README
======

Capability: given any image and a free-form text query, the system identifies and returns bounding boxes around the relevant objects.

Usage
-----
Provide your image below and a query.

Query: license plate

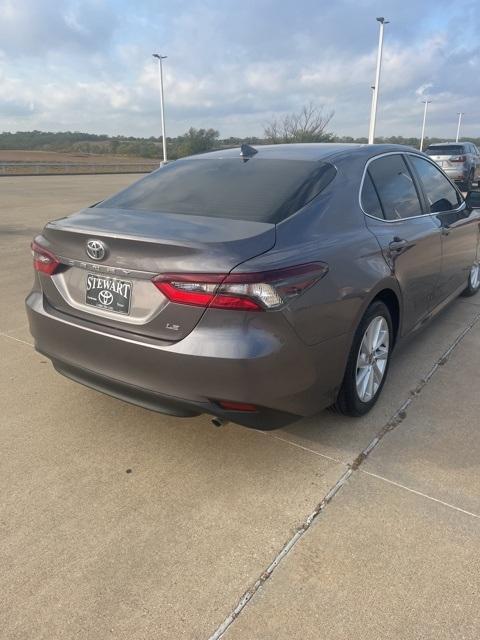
[85,273,132,315]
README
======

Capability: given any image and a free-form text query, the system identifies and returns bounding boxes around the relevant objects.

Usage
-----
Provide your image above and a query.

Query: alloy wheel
[355,316,390,403]
[470,262,480,290]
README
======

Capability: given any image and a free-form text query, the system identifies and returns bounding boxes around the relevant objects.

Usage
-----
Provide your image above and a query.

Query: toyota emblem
[98,290,113,306]
[86,239,107,261]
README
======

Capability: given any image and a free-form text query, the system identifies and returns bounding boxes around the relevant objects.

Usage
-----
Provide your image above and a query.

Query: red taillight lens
[217,400,258,412]
[31,241,60,275]
[450,155,466,162]
[152,262,328,311]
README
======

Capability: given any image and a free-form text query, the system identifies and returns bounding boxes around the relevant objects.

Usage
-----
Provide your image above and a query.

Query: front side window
[367,155,422,220]
[409,156,461,213]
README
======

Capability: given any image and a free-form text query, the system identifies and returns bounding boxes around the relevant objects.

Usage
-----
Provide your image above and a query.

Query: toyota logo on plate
[86,239,107,261]
[98,290,113,306]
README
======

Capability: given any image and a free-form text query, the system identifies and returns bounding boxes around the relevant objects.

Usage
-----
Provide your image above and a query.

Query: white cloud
[416,83,434,97]
[0,0,479,138]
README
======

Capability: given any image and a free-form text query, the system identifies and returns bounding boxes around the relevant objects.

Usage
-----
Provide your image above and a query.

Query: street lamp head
[152,53,167,60]
[376,17,389,24]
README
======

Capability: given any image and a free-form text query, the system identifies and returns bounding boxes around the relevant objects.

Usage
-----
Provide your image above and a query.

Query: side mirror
[465,191,480,209]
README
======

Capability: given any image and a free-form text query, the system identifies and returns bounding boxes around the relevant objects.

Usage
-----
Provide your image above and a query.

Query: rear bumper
[26,291,349,429]
[50,358,295,429]
[444,167,469,181]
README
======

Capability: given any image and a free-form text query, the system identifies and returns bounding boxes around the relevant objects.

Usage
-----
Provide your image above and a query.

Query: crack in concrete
[208,310,480,640]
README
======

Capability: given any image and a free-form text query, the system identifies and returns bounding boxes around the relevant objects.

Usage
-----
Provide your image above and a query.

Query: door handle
[388,237,410,252]
[441,227,451,236]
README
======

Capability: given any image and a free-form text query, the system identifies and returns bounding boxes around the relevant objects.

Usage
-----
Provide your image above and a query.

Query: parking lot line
[361,470,480,521]
[0,331,34,347]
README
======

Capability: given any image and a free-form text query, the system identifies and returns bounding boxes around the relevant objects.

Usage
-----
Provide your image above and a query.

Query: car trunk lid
[39,206,276,341]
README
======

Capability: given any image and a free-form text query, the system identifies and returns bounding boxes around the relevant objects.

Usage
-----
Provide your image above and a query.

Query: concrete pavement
[1,175,479,639]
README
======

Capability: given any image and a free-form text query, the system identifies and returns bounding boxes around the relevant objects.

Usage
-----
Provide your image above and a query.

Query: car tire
[335,301,393,417]
[461,261,480,297]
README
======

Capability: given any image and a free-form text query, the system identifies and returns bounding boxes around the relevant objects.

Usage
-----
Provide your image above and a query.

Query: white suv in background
[425,142,480,191]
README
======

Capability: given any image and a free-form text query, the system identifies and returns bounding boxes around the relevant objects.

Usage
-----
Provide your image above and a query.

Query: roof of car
[193,143,419,162]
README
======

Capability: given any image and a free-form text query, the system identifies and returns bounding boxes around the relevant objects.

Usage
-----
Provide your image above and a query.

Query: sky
[0,0,479,140]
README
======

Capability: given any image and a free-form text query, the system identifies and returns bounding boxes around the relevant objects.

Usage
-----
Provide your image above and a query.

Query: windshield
[100,157,337,223]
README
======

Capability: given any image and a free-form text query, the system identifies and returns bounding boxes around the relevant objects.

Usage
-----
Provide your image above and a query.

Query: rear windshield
[425,145,465,155]
[100,157,337,223]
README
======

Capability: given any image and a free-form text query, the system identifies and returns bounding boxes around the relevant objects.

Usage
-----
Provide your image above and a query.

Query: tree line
[1,105,479,160]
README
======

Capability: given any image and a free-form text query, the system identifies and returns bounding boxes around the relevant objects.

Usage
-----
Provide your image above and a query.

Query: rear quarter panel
[232,154,397,348]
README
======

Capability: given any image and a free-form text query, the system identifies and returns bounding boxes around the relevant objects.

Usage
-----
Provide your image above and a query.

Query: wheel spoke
[375,328,387,351]
[357,365,370,393]
[375,346,388,361]
[365,325,374,353]
[357,348,369,368]
[366,366,375,400]
[373,361,383,385]
[371,318,383,351]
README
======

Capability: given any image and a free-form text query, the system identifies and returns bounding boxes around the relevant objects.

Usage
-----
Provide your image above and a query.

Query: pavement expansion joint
[207,468,353,640]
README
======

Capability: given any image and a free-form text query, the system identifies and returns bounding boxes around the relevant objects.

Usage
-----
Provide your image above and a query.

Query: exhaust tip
[211,417,228,428]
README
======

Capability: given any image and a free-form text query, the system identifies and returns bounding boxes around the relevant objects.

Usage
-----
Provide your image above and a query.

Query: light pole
[152,53,168,164]
[368,17,389,144]
[456,112,464,143]
[420,100,431,152]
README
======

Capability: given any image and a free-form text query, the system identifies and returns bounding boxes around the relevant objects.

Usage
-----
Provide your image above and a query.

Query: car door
[362,153,442,334]
[408,154,479,300]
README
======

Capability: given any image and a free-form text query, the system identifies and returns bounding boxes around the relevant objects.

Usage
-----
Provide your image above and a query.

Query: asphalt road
[1,175,479,639]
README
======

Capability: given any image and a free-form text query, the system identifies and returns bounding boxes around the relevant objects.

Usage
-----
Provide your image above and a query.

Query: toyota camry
[26,143,480,429]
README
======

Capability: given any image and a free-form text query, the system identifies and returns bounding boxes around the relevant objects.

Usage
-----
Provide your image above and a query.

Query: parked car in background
[424,141,480,190]
[26,144,480,430]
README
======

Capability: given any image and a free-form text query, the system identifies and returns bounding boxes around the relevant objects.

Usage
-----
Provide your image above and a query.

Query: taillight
[450,155,466,162]
[152,262,328,311]
[31,240,60,275]
[216,400,258,412]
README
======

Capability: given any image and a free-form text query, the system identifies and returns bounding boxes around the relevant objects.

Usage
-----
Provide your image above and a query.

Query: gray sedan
[26,143,480,429]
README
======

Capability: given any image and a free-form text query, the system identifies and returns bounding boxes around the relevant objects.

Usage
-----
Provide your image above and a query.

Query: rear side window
[409,156,461,213]
[367,155,422,220]
[100,158,337,223]
[425,145,465,156]
[361,172,384,218]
